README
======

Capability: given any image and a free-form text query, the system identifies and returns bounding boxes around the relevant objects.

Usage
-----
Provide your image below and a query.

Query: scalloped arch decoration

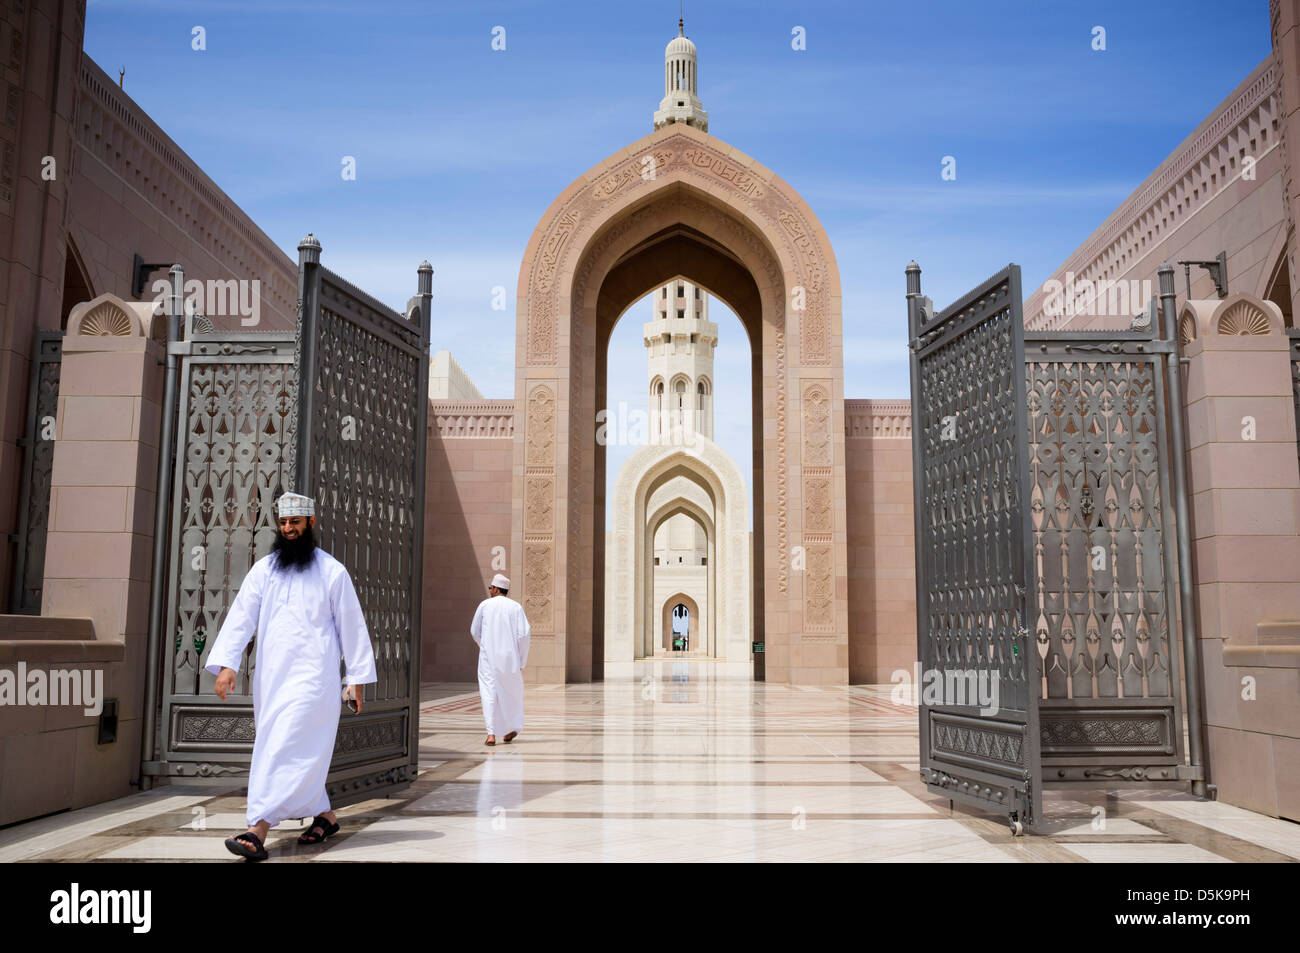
[1215,300,1272,336]
[66,293,144,337]
[79,302,133,336]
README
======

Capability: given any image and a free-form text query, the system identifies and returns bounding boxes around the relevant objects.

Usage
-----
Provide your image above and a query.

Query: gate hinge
[1176,764,1205,781]
[140,760,170,776]
[167,341,193,357]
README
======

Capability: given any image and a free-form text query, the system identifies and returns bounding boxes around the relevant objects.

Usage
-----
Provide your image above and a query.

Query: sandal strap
[301,816,336,840]
[234,831,263,849]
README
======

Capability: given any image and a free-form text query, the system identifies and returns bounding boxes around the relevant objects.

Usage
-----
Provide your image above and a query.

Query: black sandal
[225,830,268,861]
[298,815,340,845]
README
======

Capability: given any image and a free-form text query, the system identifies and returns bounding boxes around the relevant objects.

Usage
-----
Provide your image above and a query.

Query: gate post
[292,234,323,493]
[1158,263,1208,797]
[410,260,433,758]
[140,264,184,788]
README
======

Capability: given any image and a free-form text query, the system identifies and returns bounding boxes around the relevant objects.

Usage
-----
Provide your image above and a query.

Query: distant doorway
[658,591,700,656]
[671,603,690,651]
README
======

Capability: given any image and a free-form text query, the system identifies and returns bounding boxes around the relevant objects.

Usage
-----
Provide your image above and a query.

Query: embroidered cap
[491,573,511,590]
[276,492,315,518]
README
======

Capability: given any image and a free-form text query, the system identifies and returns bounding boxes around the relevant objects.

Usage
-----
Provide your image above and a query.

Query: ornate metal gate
[1025,323,1188,781]
[147,239,431,807]
[908,261,1204,831]
[291,237,431,801]
[907,263,1041,832]
[8,330,62,613]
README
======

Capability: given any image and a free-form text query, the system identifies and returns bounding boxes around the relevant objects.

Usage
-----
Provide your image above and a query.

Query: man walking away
[470,573,531,746]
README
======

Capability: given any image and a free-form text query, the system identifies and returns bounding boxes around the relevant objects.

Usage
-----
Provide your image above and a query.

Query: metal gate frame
[8,329,63,614]
[1024,323,1193,783]
[291,237,431,803]
[907,263,1042,832]
[908,261,1210,830]
[144,243,430,808]
[152,314,298,782]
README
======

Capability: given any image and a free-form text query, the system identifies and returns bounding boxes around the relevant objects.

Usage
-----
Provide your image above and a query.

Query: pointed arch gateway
[609,436,747,671]
[513,122,846,683]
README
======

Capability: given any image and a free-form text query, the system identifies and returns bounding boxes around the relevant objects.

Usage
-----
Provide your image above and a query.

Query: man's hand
[214,667,236,700]
[343,683,363,714]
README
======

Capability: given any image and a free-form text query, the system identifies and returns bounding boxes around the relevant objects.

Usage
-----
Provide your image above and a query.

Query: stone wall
[1,294,162,827]
[1024,58,1287,330]
[844,399,916,684]
[67,59,296,330]
[3,25,296,613]
[1181,296,1300,822]
[422,399,516,682]
[0,0,86,611]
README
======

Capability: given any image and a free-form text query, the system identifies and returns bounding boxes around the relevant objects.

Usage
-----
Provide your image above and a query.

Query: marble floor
[3,662,1297,863]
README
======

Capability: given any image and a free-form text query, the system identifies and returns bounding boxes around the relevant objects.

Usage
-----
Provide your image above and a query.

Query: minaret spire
[654,14,708,132]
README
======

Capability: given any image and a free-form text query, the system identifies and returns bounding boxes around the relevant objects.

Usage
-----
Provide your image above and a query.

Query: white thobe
[470,595,531,737]
[204,549,377,828]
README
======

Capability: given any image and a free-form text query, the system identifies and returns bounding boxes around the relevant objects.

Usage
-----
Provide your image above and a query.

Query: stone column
[1181,294,1300,820]
[38,294,163,806]
[0,0,87,610]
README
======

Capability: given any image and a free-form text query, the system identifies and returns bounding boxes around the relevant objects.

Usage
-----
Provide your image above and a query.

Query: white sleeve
[204,561,265,676]
[516,604,531,669]
[470,601,484,646]
[331,564,377,686]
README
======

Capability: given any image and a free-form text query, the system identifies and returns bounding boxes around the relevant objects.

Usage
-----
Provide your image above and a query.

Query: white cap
[276,492,315,518]
[491,573,511,590]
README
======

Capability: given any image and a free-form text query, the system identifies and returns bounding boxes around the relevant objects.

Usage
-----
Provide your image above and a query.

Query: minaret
[648,19,713,583]
[646,277,716,571]
[653,17,708,132]
[644,278,717,442]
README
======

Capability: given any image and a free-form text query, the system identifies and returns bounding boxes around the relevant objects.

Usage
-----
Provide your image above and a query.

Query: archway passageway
[513,122,846,684]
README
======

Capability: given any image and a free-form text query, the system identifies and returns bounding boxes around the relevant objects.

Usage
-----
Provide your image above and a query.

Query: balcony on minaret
[644,318,717,354]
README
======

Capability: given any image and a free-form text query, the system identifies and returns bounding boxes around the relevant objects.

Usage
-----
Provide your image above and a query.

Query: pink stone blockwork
[845,414,917,685]
[423,406,517,683]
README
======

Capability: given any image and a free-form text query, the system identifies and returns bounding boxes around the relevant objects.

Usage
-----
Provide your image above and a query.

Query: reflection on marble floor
[2,663,1296,862]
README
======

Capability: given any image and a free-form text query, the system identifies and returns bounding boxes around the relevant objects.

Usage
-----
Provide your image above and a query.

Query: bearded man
[206,492,376,861]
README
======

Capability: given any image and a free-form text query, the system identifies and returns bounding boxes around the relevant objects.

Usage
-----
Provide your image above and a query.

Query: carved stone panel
[802,382,832,466]
[803,473,833,536]
[524,471,555,534]
[523,540,554,633]
[525,384,556,467]
[803,540,834,632]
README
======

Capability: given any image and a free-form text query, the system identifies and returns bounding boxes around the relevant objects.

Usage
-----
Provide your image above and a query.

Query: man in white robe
[206,492,376,860]
[470,573,530,746]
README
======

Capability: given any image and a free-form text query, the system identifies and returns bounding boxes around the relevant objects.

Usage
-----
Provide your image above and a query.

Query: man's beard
[271,524,316,571]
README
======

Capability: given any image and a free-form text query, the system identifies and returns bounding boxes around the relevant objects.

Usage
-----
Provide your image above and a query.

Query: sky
[84,0,1274,525]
